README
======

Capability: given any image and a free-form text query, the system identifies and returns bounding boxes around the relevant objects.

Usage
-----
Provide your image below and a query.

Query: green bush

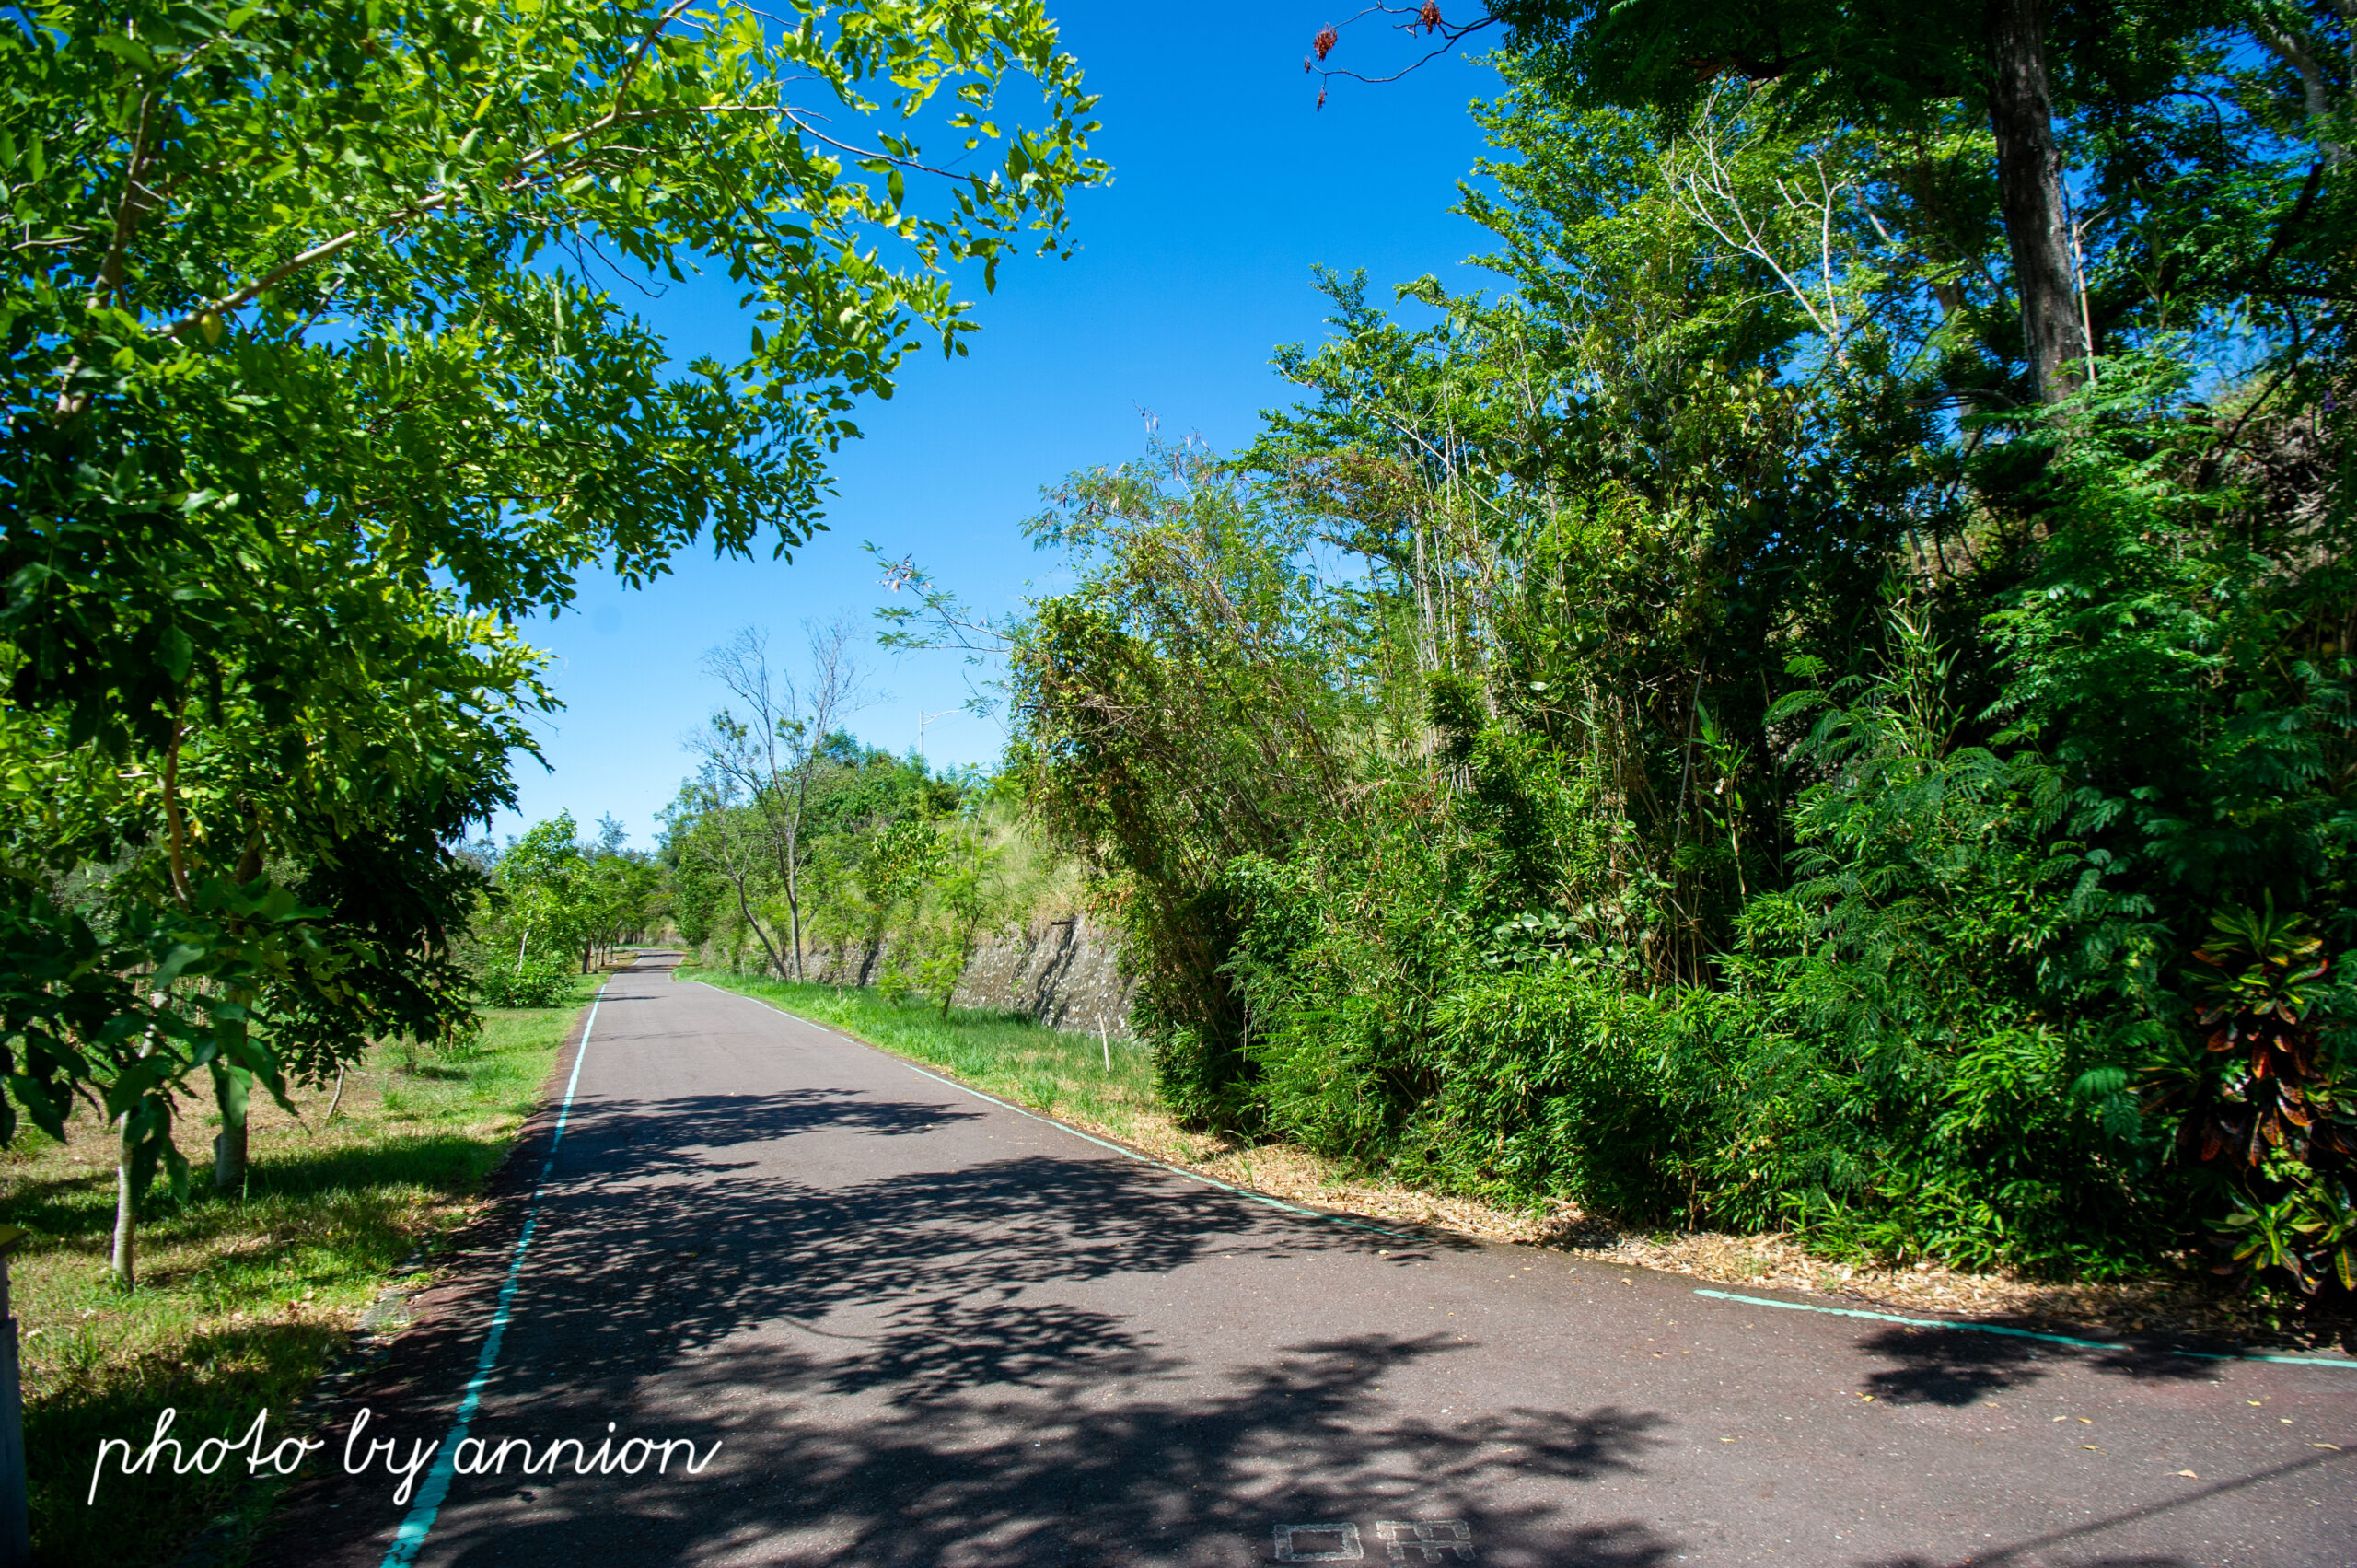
[476,956,578,1009]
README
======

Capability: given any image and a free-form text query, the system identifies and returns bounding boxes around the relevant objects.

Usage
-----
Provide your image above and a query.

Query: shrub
[476,957,577,1010]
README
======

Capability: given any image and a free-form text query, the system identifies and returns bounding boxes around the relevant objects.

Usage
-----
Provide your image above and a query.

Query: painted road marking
[1693,1288,2357,1369]
[1274,1523,1364,1562]
[1376,1520,1473,1562]
[379,980,609,1567]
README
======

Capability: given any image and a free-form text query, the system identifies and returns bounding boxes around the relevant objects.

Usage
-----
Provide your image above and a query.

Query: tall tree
[1480,0,2217,401]
[692,622,871,979]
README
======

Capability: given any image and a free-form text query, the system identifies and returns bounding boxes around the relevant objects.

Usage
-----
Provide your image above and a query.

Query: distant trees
[689,624,873,981]
[667,724,1037,1008]
[475,814,667,1005]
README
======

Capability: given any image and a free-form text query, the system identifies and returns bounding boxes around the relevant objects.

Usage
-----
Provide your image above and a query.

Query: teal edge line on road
[701,981,1419,1243]
[378,980,608,1568]
[1692,1288,2357,1370]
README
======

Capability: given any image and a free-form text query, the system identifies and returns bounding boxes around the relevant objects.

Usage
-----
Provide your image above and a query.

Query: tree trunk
[729,874,788,979]
[1983,0,2088,402]
[787,881,804,981]
[784,823,806,982]
[110,1114,137,1289]
[210,1061,250,1193]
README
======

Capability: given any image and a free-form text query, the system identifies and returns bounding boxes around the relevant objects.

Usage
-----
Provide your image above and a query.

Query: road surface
[256,953,2354,1568]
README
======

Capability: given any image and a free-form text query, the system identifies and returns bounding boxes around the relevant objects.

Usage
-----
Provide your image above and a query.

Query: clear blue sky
[491,6,1504,850]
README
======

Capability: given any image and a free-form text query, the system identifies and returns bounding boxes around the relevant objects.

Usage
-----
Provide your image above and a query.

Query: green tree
[1482,0,2232,402]
[983,31,2351,1284]
[691,622,872,979]
[0,0,1102,1249]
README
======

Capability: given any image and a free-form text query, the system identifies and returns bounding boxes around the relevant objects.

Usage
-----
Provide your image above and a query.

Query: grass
[687,968,1166,1145]
[0,974,601,1568]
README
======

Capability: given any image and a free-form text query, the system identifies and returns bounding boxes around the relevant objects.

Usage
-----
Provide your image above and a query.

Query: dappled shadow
[2084,1338,2253,1382]
[1856,1324,2050,1405]
[250,1056,1676,1567]
[1855,1312,2329,1406]
[820,1294,1170,1405]
[5,1134,510,1292]
[550,1088,985,1181]
[419,1330,1671,1568]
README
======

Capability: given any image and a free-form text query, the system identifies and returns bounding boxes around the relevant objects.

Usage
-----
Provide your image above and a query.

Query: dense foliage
[1,0,1098,1280]
[997,17,2354,1290]
[470,813,668,1006]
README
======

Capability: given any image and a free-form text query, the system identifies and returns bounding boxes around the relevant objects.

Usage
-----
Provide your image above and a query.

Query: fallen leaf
[2247,1400,2263,1406]
[2078,1418,2092,1424]
[2052,1416,2069,1423]
[2316,1444,2342,1452]
[2175,1469,2198,1479]
[2082,1444,2102,1451]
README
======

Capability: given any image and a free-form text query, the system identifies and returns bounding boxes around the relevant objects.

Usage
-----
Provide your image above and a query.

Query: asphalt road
[257,953,2354,1568]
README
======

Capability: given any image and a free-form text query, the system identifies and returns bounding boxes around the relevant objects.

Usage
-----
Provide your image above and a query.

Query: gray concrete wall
[744,916,1135,1038]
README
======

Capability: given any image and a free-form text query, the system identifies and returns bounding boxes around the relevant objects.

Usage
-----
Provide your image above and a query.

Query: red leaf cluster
[1313,25,1339,61]
[1420,2,1443,31]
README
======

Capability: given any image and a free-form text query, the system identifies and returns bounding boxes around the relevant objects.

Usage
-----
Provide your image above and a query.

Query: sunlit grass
[688,968,1160,1145]
[0,977,598,1568]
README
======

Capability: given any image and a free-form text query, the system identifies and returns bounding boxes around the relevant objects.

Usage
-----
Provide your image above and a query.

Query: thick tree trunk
[1984,0,2088,402]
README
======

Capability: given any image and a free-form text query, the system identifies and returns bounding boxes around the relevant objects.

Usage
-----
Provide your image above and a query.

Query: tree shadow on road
[1855,1325,2050,1405]
[256,1084,1678,1567]
[1855,1316,2282,1407]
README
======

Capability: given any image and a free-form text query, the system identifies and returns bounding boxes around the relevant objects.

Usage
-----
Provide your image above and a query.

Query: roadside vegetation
[874,8,2357,1310]
[664,640,1081,1005]
[1,978,598,1568]
[2,0,1097,1293]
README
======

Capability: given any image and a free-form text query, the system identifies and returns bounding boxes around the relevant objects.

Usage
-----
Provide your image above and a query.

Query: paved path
[261,954,2353,1568]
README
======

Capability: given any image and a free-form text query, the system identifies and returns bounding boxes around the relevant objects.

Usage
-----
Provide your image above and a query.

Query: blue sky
[493,6,1504,850]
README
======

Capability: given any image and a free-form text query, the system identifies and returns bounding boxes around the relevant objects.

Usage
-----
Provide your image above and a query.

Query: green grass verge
[687,969,1161,1144]
[0,975,598,1568]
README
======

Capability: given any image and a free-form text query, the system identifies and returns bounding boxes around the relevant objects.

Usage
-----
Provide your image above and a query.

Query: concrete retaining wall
[746,916,1135,1038]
